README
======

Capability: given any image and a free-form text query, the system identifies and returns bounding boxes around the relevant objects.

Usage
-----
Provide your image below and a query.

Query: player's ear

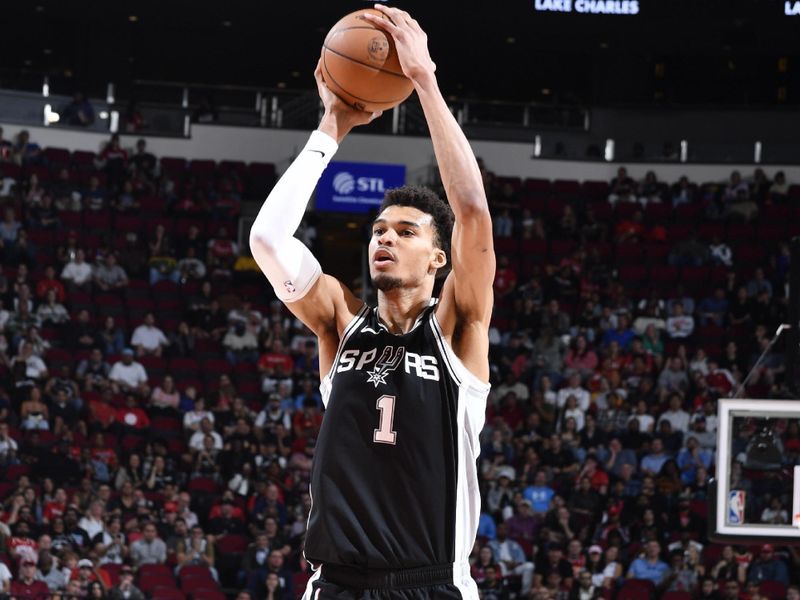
[430,248,447,273]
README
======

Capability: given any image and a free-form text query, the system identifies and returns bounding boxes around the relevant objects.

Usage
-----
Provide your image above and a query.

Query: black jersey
[304,303,489,584]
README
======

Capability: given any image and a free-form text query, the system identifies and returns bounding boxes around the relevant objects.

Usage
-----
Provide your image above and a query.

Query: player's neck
[376,287,433,335]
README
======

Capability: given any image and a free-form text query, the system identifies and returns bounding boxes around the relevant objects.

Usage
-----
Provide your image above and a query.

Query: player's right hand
[315,60,382,139]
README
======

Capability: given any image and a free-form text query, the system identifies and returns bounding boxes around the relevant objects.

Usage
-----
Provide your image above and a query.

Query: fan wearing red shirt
[257,340,294,378]
[493,255,518,300]
[35,265,66,302]
[89,433,118,470]
[116,395,151,430]
[11,560,49,600]
[43,487,69,523]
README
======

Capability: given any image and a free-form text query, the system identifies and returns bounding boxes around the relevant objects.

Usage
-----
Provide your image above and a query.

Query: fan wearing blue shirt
[627,540,671,585]
[522,470,555,514]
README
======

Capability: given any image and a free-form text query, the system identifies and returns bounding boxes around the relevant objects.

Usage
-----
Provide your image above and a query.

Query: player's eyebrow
[372,218,420,228]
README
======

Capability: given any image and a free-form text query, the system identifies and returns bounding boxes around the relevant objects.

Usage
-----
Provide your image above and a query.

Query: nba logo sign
[729,490,746,524]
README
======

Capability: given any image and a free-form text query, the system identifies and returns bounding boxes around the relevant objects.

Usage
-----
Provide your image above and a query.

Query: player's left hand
[363,4,436,83]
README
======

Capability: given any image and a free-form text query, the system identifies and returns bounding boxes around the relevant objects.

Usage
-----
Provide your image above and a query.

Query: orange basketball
[321,8,415,113]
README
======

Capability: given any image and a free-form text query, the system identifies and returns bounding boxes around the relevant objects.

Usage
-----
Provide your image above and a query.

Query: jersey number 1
[373,395,397,445]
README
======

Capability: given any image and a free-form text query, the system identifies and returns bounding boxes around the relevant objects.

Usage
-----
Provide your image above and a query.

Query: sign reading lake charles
[316,161,406,214]
[534,0,640,15]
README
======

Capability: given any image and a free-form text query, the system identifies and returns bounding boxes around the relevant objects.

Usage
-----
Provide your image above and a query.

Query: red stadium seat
[214,534,249,554]
[187,478,220,494]
[179,567,216,583]
[617,578,655,600]
[758,580,787,600]
[151,587,185,600]
[84,211,112,231]
[138,575,177,593]
[581,180,609,200]
[662,592,691,600]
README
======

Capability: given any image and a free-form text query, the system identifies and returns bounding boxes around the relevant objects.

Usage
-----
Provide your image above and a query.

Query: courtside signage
[316,161,406,213]
[534,0,640,14]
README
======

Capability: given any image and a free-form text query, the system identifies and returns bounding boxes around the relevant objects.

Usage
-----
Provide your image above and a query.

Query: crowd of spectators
[0,127,798,600]
[474,162,799,600]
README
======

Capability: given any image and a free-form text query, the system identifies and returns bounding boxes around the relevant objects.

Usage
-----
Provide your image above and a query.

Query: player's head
[370,186,454,293]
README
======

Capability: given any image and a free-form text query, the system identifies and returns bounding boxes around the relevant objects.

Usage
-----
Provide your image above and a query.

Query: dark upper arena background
[0,1,799,600]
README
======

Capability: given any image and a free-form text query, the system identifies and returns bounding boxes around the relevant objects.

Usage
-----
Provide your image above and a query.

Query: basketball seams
[322,51,411,106]
[321,44,407,79]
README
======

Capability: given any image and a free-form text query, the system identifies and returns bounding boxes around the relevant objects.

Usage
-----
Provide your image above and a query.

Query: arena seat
[662,591,691,600]
[616,578,655,600]
[151,587,186,600]
[758,580,787,600]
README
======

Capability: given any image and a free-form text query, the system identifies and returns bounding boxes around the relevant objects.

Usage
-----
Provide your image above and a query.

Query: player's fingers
[369,110,384,123]
[373,4,411,27]
[313,61,327,88]
[362,12,402,37]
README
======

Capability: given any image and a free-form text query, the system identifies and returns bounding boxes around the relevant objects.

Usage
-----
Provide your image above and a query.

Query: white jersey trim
[319,304,370,407]
[429,312,491,393]
[429,312,488,600]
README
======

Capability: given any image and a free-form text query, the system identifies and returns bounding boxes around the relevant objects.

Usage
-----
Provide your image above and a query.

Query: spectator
[176,525,217,580]
[130,139,156,178]
[658,393,691,433]
[82,176,108,211]
[94,254,129,293]
[223,321,259,365]
[478,564,510,600]
[564,335,598,380]
[626,540,670,586]
[665,303,695,339]
[130,313,169,357]
[107,565,145,600]
[95,134,128,193]
[61,249,93,292]
[115,395,150,432]
[129,522,167,566]
[493,255,518,300]
[36,288,70,327]
[13,130,42,165]
[769,171,789,202]
[608,166,635,205]
[13,342,49,383]
[75,347,111,391]
[0,206,21,248]
[557,373,591,412]
[697,287,728,327]
[569,569,600,600]
[746,544,788,586]
[679,431,714,482]
[62,92,95,127]
[640,438,670,476]
[523,470,555,514]
[708,236,733,267]
[11,559,50,600]
[35,551,66,592]
[746,267,773,300]
[108,348,149,396]
[189,418,223,451]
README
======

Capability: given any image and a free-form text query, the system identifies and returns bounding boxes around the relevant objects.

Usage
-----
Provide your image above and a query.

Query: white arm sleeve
[248,130,339,302]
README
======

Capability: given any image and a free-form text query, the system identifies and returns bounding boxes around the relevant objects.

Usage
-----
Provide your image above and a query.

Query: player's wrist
[410,68,437,91]
[318,113,352,144]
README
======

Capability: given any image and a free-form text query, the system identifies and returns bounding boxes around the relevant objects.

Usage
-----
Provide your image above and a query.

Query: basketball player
[249,5,494,599]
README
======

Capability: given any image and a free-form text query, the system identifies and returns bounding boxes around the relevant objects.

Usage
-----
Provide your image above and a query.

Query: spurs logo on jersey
[336,344,440,384]
[366,346,405,388]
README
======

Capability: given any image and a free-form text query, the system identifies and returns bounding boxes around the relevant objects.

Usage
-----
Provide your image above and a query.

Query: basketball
[321,8,415,113]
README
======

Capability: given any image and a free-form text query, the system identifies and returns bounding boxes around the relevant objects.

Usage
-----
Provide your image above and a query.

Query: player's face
[369,205,446,292]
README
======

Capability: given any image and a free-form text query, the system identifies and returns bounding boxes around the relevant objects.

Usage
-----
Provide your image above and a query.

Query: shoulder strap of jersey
[319,304,371,405]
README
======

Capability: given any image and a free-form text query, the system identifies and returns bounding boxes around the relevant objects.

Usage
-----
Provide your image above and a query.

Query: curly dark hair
[378,185,454,276]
